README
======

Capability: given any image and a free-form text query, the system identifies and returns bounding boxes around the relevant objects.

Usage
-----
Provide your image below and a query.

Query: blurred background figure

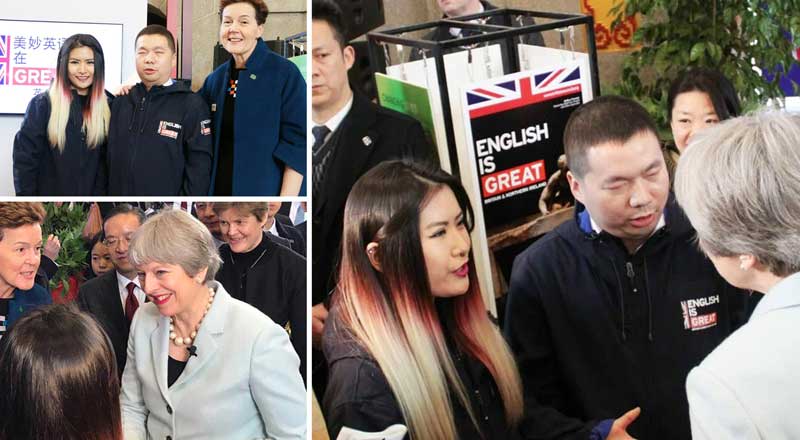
[194,202,224,248]
[85,231,113,279]
[266,202,305,256]
[0,303,122,440]
[665,67,741,183]
[676,111,800,439]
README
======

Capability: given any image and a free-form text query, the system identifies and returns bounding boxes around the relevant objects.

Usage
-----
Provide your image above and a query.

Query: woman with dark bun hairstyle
[668,67,741,153]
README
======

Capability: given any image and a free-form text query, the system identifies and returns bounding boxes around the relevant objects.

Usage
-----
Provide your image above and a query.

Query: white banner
[0,19,123,114]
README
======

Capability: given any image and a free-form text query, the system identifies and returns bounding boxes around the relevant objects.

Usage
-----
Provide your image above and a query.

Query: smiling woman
[211,201,307,380]
[121,208,306,439]
[197,0,307,196]
[0,202,51,340]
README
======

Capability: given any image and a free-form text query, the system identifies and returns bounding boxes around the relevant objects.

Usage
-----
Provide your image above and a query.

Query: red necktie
[125,282,139,322]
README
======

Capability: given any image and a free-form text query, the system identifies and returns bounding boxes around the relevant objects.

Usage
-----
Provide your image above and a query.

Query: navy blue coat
[103,81,213,196]
[199,39,306,196]
[504,197,748,440]
[13,91,111,196]
[7,284,52,330]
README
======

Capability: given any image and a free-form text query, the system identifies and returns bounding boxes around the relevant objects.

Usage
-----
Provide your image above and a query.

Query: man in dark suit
[311,0,436,396]
[267,202,306,256]
[77,205,147,378]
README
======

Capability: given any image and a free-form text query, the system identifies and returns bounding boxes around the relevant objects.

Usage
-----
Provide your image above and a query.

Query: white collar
[752,272,800,319]
[448,2,486,37]
[268,219,279,237]
[116,272,141,291]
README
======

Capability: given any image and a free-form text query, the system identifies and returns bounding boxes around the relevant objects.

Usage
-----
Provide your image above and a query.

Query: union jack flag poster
[0,35,10,85]
[465,65,584,119]
[461,61,590,229]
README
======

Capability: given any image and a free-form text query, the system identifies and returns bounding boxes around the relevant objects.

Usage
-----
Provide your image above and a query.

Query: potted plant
[42,203,88,303]
[611,0,800,136]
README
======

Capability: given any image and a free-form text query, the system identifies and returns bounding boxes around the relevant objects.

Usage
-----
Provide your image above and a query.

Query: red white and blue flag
[466,66,582,119]
[0,35,10,85]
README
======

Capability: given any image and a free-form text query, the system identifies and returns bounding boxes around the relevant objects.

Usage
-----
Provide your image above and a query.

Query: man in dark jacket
[267,202,306,256]
[504,96,747,440]
[311,0,437,397]
[102,25,212,196]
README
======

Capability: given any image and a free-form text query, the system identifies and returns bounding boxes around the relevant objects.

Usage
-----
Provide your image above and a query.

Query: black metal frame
[366,9,599,176]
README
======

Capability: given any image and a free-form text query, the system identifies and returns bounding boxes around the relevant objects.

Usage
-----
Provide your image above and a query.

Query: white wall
[0,0,147,196]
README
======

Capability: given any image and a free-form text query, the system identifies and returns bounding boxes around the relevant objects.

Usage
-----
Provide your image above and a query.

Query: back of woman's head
[0,304,122,440]
[668,67,741,121]
[335,160,521,439]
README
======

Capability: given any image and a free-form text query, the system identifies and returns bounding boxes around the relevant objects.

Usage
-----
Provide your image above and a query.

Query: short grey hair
[129,208,222,282]
[675,110,800,277]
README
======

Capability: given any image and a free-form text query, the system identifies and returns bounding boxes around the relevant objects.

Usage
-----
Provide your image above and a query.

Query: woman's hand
[311,303,329,349]
[115,84,134,96]
[43,234,61,261]
[607,407,641,440]
[278,166,304,196]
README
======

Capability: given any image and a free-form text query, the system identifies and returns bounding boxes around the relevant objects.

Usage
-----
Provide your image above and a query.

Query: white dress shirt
[117,272,146,309]
[312,95,354,146]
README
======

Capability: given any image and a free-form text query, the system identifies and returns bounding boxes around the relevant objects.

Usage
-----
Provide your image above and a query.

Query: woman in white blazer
[121,208,306,440]
[675,110,800,440]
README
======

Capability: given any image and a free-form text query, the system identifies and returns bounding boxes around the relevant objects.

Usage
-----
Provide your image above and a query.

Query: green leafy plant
[42,203,88,296]
[610,0,800,137]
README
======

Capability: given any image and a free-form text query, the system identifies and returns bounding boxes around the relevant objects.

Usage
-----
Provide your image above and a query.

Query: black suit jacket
[274,213,306,256]
[312,92,435,306]
[77,271,129,378]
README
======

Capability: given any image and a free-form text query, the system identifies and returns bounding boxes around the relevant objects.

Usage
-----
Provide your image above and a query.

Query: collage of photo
[3,0,800,439]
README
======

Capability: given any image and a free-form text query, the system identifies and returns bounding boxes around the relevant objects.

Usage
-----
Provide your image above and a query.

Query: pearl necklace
[169,287,215,346]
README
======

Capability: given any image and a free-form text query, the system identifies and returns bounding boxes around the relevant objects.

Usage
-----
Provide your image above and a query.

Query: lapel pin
[362,136,373,146]
[211,103,217,112]
[250,74,257,80]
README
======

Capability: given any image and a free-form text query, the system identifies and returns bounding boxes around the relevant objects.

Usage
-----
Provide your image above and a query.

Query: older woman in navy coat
[199,0,306,196]
[0,203,52,338]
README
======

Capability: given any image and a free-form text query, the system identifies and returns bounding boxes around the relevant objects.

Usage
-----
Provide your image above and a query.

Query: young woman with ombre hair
[322,160,524,439]
[13,34,111,196]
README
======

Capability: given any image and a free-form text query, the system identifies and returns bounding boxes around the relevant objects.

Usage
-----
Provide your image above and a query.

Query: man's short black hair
[135,24,177,53]
[312,0,348,48]
[103,204,146,232]
[564,95,659,178]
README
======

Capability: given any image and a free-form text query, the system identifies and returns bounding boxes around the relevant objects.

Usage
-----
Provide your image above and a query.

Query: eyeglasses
[103,233,135,247]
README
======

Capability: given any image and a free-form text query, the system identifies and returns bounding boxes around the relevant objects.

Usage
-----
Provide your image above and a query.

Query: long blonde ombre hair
[47,34,110,152]
[332,161,523,439]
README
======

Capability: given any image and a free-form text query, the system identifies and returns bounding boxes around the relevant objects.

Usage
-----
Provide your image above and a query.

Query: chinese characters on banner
[0,20,122,114]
